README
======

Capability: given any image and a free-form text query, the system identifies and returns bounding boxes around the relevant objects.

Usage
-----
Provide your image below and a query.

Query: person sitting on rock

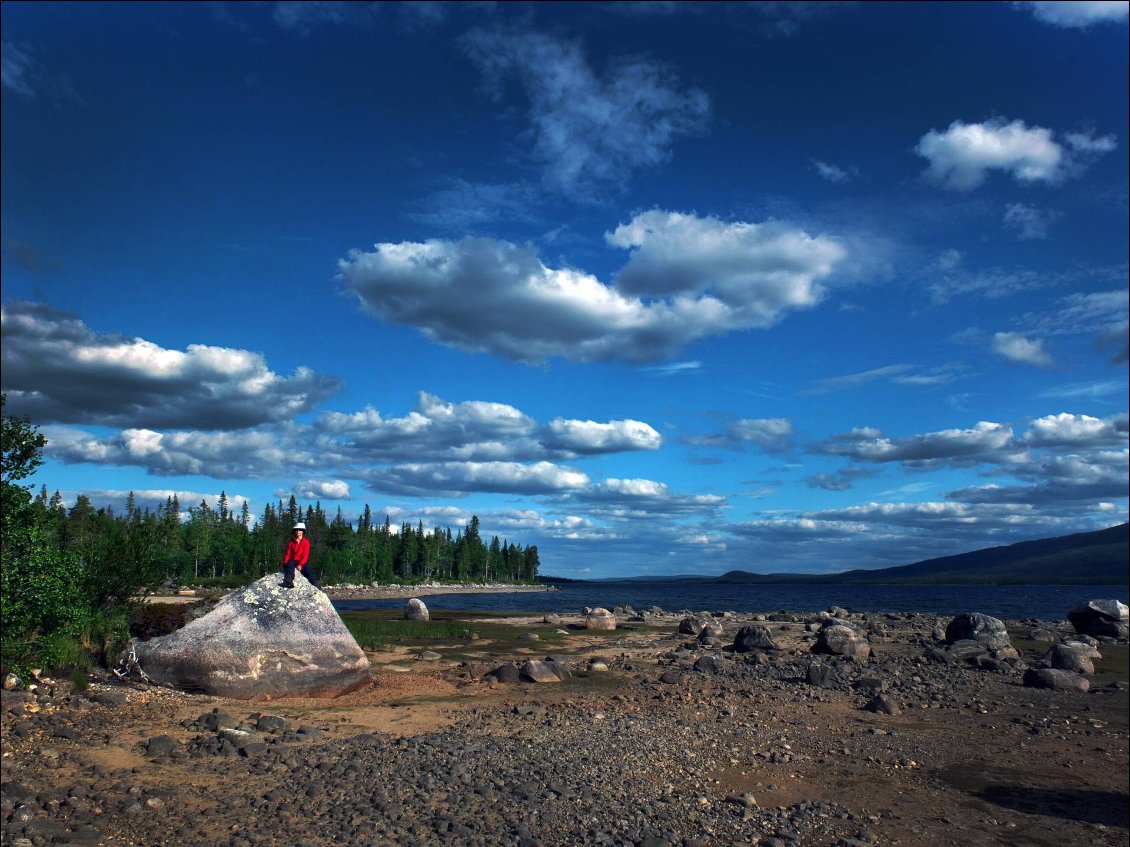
[281,522,319,589]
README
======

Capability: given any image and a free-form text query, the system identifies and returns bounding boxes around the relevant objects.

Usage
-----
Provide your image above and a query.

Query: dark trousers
[283,561,319,588]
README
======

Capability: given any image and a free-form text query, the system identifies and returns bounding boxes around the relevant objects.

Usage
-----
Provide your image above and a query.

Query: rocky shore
[2,606,1127,847]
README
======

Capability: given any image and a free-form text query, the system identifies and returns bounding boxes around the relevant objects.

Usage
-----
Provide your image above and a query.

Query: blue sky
[2,0,1127,578]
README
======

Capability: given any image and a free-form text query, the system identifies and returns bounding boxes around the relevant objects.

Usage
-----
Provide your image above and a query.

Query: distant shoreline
[145,582,555,604]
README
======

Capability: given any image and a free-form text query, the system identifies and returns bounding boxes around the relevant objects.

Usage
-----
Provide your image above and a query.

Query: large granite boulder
[129,575,371,699]
[1067,599,1129,640]
[945,613,1012,652]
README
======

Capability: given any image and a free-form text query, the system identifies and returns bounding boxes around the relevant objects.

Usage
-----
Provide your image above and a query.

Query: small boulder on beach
[812,621,871,663]
[1048,643,1097,675]
[732,624,778,653]
[404,598,430,621]
[1023,667,1090,693]
[585,608,617,631]
[945,613,1012,652]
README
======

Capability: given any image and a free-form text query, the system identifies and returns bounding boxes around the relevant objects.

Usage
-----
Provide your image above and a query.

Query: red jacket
[284,537,310,569]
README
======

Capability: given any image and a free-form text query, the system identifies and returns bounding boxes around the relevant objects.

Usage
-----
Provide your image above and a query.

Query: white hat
[293,522,306,531]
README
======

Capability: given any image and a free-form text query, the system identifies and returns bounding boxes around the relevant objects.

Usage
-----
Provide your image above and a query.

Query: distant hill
[829,522,1128,585]
[598,524,1129,586]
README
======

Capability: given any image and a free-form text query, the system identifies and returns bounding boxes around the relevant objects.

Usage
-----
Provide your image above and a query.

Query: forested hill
[710,523,1129,585]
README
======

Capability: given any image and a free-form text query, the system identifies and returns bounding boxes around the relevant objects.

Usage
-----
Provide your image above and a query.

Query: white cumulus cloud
[819,421,1014,464]
[1016,1,1129,29]
[1022,412,1129,447]
[992,331,1055,368]
[1,302,339,429]
[542,418,662,454]
[914,118,1115,190]
[339,211,848,364]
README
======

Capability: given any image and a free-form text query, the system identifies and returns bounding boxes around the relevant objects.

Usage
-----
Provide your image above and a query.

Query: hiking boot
[280,580,294,589]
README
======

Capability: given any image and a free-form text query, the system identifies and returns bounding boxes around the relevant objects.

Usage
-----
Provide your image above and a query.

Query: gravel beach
[2,607,1127,847]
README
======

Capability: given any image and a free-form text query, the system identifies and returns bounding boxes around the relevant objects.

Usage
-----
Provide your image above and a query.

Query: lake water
[333,582,1130,622]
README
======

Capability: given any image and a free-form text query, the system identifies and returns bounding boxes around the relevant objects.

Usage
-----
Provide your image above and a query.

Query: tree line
[29,487,541,587]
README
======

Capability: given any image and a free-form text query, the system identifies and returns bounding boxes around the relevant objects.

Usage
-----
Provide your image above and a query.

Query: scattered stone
[812,623,871,663]
[679,616,707,636]
[733,625,778,652]
[519,659,571,683]
[1023,668,1091,693]
[865,694,902,716]
[143,735,180,757]
[945,613,1012,652]
[485,664,521,684]
[807,661,841,688]
[1048,644,1095,675]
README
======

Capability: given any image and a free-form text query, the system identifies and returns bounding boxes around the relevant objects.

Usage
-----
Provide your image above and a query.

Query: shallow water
[333,581,1129,622]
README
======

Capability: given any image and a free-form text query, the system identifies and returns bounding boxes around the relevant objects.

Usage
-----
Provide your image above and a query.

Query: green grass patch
[1092,642,1128,686]
[343,615,474,649]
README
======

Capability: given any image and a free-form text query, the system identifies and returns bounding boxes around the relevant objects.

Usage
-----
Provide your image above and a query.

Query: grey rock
[732,625,778,652]
[1068,599,1129,639]
[865,694,902,715]
[972,656,1016,674]
[678,616,707,636]
[519,660,571,683]
[90,690,128,707]
[144,735,180,757]
[256,715,290,734]
[129,574,371,699]
[219,727,265,750]
[698,618,725,640]
[1048,643,1095,675]
[1023,667,1090,693]
[693,655,726,674]
[946,639,991,662]
[945,613,1012,651]
[812,624,871,663]
[485,664,521,684]
[807,661,841,688]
